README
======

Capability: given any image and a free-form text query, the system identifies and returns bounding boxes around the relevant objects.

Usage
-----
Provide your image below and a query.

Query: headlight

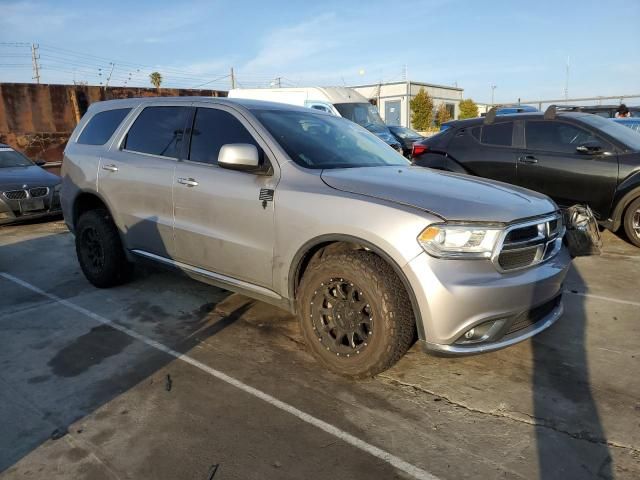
[418,224,502,259]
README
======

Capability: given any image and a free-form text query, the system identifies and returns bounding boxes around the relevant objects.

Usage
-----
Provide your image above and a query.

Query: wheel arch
[288,234,426,341]
[611,183,640,231]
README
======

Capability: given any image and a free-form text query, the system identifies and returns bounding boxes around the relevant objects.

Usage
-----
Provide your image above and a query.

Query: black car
[388,125,424,157]
[412,107,640,247]
[0,144,62,225]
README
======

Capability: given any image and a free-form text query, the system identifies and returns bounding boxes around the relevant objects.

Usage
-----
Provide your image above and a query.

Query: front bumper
[403,246,571,355]
[0,189,62,225]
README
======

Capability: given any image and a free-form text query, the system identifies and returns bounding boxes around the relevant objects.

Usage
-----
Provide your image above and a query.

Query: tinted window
[526,121,599,153]
[78,108,131,145]
[254,109,407,169]
[580,115,640,150]
[470,127,481,140]
[0,147,33,167]
[481,122,513,146]
[189,108,260,165]
[124,106,190,158]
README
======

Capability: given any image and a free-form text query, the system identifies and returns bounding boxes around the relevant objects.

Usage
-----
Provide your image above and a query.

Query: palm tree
[149,71,162,92]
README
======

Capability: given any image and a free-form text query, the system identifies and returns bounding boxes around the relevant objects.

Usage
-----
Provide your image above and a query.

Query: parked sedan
[412,108,640,247]
[387,126,424,157]
[0,144,62,225]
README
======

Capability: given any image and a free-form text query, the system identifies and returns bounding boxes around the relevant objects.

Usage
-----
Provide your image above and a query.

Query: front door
[385,101,401,126]
[173,104,278,289]
[517,119,618,219]
[99,105,191,257]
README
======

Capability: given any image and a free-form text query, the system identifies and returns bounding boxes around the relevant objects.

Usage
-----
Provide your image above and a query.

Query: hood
[320,166,557,224]
[0,165,61,191]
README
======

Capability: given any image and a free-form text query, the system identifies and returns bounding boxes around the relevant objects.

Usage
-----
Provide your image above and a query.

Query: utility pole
[491,84,497,106]
[31,43,41,84]
[105,62,115,88]
[271,77,281,88]
[230,67,236,89]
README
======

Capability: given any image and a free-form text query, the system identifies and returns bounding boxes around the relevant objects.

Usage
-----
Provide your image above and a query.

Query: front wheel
[297,251,416,378]
[75,209,133,288]
[623,197,640,248]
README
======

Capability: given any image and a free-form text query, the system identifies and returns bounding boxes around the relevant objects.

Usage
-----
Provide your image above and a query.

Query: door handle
[177,177,198,187]
[518,155,538,164]
[102,164,118,172]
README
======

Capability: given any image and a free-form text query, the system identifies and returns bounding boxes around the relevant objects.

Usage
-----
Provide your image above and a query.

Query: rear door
[172,104,278,289]
[517,119,618,218]
[446,121,519,183]
[99,104,192,257]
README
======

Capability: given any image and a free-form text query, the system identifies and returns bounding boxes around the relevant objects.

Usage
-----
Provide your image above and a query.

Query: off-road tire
[75,209,133,288]
[623,197,640,248]
[297,251,416,378]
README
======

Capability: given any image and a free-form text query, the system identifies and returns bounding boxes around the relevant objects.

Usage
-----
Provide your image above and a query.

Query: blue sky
[1,0,639,103]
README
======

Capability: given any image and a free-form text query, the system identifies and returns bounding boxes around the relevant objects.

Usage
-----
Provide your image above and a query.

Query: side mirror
[218,144,264,173]
[576,141,603,155]
[35,159,46,166]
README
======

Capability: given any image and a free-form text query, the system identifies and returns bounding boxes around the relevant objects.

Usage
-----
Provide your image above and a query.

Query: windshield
[333,103,386,129]
[389,126,421,139]
[579,115,640,150]
[0,148,33,168]
[255,110,409,169]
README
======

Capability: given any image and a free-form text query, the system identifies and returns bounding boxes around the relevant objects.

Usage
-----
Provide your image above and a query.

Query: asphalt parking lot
[0,219,638,480]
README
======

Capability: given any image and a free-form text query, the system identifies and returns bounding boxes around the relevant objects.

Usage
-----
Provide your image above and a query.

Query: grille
[3,190,27,200]
[506,295,562,335]
[29,187,48,197]
[495,214,564,272]
[498,247,538,270]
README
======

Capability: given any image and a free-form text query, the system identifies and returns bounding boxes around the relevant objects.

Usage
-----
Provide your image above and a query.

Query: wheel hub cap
[310,278,373,356]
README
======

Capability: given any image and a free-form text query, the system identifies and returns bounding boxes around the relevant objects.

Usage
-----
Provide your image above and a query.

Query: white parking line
[566,290,640,308]
[0,272,439,480]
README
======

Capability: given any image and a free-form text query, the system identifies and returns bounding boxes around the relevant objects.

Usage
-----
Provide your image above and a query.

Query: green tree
[435,103,452,127]
[458,98,479,119]
[149,71,163,91]
[410,87,434,131]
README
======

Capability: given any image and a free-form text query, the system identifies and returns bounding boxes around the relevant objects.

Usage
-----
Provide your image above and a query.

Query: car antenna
[483,107,497,125]
[544,104,557,120]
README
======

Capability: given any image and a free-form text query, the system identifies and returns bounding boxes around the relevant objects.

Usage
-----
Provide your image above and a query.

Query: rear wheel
[623,197,640,248]
[297,251,416,378]
[75,209,133,288]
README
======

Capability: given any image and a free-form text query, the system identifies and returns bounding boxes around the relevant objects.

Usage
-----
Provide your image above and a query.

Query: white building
[350,81,464,128]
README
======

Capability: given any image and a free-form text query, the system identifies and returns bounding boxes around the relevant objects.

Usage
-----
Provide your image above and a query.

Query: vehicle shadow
[532,265,613,479]
[0,218,252,473]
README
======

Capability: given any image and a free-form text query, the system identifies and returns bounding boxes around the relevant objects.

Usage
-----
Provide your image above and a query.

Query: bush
[458,98,478,119]
[410,88,433,131]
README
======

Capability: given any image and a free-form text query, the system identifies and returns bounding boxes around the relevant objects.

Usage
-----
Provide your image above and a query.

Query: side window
[311,105,330,113]
[124,106,190,158]
[526,121,599,154]
[77,108,131,145]
[189,108,260,165]
[481,122,513,146]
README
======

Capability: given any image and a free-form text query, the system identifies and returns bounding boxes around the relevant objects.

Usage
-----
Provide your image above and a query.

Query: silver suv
[61,97,571,378]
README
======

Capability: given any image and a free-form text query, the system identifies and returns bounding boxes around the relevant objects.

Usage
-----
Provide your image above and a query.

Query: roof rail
[483,107,497,125]
[544,104,557,120]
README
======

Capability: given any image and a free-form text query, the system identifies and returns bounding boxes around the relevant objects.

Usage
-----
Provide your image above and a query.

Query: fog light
[456,319,506,345]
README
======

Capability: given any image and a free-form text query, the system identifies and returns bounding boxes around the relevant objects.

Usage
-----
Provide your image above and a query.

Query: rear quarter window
[77,108,131,145]
[481,122,513,146]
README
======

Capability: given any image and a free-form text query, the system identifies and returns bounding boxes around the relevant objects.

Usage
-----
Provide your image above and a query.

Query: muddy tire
[297,251,416,378]
[75,209,133,288]
[623,197,640,248]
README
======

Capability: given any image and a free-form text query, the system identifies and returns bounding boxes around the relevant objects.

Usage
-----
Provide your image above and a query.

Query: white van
[228,87,403,152]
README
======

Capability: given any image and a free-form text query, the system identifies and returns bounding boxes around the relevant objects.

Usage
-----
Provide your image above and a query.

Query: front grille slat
[495,214,563,272]
[3,190,27,200]
[29,187,49,198]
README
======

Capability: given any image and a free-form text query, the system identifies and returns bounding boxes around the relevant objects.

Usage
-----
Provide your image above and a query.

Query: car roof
[445,111,593,128]
[0,143,11,148]
[85,96,318,115]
